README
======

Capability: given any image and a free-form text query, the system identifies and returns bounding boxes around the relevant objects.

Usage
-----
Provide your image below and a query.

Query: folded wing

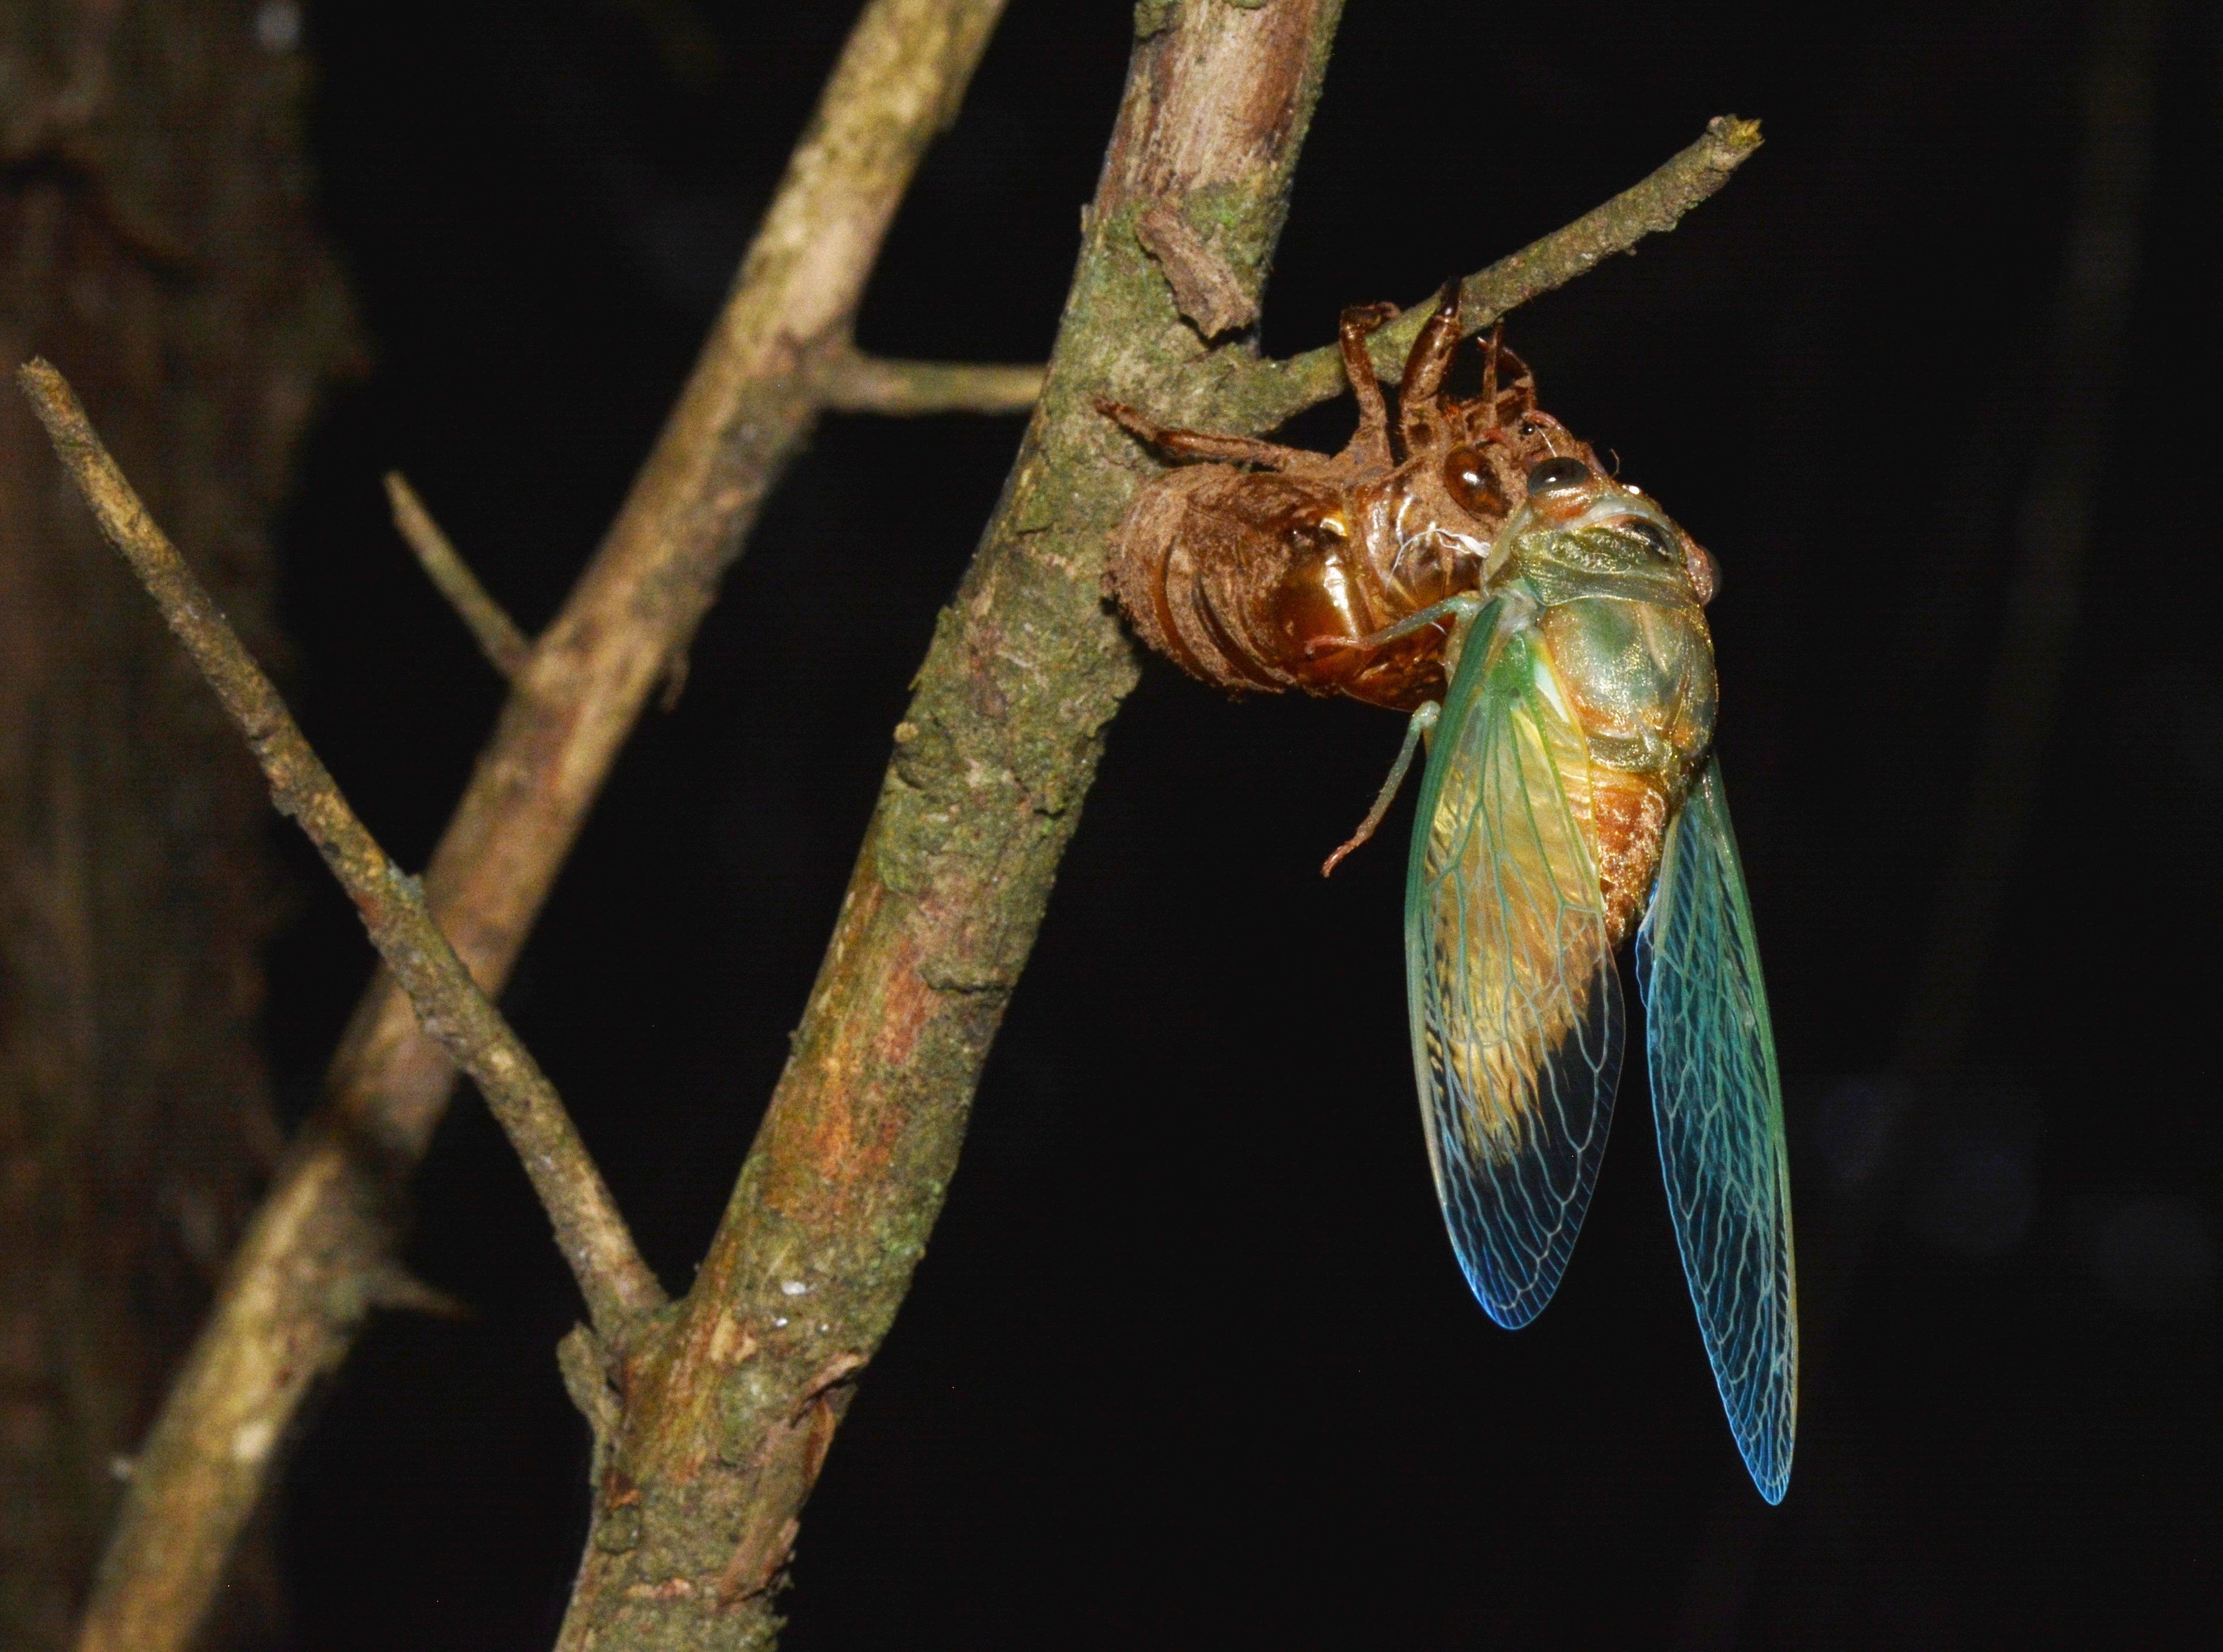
[1405,603,1623,1329]
[1636,757,1797,1502]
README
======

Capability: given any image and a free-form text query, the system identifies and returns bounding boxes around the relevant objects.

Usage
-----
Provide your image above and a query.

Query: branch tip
[383,471,532,679]
[817,349,1045,416]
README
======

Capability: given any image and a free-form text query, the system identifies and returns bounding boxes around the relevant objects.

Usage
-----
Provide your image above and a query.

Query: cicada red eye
[1524,456,1601,521]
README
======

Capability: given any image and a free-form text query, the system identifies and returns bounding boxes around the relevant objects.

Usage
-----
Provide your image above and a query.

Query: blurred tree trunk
[0,2,352,1644]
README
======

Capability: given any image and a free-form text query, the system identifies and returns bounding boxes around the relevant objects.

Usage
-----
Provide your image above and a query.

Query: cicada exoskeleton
[1100,285,1593,714]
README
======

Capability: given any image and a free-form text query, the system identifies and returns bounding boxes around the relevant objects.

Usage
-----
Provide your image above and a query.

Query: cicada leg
[1096,400,1331,474]
[1323,700,1439,876]
[1338,301,1400,469]
[1398,281,1464,456]
[1301,592,1486,660]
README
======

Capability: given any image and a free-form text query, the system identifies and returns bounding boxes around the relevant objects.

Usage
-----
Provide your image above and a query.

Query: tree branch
[384,470,531,679]
[1217,114,1762,434]
[553,4,1352,1644]
[70,5,1013,1651]
[19,360,665,1340]
[816,348,1045,414]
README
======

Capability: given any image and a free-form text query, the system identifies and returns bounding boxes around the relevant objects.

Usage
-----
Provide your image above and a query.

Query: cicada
[1104,302,1797,1502]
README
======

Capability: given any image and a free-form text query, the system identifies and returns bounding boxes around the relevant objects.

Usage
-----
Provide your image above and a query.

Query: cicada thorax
[1102,286,1595,713]
[1499,462,1722,945]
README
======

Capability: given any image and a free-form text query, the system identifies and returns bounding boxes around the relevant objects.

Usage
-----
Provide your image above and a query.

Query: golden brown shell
[1101,288,1600,712]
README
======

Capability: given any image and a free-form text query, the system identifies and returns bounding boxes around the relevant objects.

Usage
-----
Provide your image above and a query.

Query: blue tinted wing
[1636,757,1797,1502]
[1406,602,1623,1329]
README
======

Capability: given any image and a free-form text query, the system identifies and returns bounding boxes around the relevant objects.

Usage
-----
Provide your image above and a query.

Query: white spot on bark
[231,1417,278,1464]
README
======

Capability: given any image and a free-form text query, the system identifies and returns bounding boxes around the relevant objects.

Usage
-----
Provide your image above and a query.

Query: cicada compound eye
[1523,456,1598,521]
[1525,457,1592,495]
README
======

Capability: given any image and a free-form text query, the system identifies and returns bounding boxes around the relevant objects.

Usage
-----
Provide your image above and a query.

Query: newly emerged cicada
[1103,295,1796,1503]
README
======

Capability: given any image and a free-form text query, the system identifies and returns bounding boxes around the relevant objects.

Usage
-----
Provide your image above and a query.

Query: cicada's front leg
[1323,699,1438,876]
[1317,592,1488,875]
[1302,592,1486,659]
[1396,282,1465,458]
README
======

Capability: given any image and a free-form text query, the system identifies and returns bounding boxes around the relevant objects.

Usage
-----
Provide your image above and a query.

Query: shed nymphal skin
[1100,285,1595,712]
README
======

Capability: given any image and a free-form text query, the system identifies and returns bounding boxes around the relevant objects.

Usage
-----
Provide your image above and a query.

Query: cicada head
[1487,457,1716,605]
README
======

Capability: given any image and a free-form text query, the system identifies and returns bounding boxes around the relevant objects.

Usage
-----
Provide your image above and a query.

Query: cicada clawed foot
[1322,700,1439,877]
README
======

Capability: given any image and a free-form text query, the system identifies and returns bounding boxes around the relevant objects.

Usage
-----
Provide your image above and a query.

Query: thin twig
[384,471,531,679]
[72,8,1014,1651]
[19,360,665,1340]
[816,349,1045,414]
[1225,115,1763,433]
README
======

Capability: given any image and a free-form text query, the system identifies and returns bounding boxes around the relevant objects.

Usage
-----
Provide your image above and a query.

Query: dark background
[259,1,2215,1646]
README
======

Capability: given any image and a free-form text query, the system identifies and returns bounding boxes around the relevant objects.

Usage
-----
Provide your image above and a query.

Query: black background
[260,1,2216,1646]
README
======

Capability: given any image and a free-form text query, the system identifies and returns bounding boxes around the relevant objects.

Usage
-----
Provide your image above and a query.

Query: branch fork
[20,360,665,1344]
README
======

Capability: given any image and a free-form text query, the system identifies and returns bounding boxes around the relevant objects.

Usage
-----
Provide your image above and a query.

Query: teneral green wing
[1636,757,1797,1503]
[1405,599,1623,1329]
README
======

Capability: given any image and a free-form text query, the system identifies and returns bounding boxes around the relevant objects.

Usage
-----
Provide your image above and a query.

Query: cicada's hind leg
[1398,281,1464,457]
[1096,400,1331,475]
[1323,700,1439,876]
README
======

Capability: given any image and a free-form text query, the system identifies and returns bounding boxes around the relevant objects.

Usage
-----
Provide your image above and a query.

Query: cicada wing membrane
[1405,602,1624,1330]
[1636,757,1797,1503]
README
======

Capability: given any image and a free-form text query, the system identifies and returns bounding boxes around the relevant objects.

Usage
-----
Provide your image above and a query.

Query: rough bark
[0,4,352,1647]
[551,5,1349,1646]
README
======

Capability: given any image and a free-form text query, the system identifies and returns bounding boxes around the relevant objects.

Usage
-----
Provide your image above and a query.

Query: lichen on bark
[551,5,1349,1647]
